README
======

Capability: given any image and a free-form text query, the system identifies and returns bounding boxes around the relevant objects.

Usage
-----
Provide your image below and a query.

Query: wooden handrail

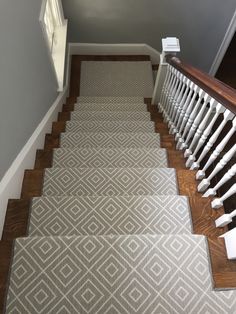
[166,55,236,114]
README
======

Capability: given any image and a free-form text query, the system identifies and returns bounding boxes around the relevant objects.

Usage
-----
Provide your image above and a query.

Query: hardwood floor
[1,56,236,313]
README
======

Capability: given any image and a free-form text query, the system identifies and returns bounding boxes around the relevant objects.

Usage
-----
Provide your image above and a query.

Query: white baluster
[174,81,196,138]
[164,70,181,122]
[162,67,177,114]
[176,89,205,150]
[215,209,236,227]
[198,143,236,192]
[190,103,225,170]
[185,98,216,165]
[196,109,234,180]
[159,65,172,112]
[203,164,236,197]
[212,183,236,209]
[175,85,200,144]
[160,67,173,115]
[168,74,186,126]
[183,93,211,156]
[169,78,191,134]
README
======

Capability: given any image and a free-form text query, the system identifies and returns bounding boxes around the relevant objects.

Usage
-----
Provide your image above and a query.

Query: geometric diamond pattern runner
[77,96,145,104]
[43,167,178,196]
[52,148,168,168]
[74,103,148,112]
[6,235,236,313]
[60,132,161,148]
[80,61,154,97]
[71,111,151,121]
[29,195,192,236]
[65,121,155,133]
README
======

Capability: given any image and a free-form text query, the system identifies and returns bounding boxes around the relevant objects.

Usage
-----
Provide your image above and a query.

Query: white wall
[62,0,236,72]
[0,0,58,180]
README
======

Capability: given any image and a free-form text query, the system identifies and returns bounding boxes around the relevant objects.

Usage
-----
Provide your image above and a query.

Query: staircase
[4,59,236,313]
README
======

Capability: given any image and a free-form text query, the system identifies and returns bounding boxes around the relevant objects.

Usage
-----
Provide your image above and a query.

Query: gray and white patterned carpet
[80,62,154,97]
[6,61,236,313]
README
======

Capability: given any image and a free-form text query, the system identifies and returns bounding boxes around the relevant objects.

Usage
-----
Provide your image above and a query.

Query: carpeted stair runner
[29,195,192,236]
[70,111,151,121]
[42,167,178,196]
[77,96,145,103]
[64,121,155,133]
[5,61,236,313]
[74,102,148,111]
[60,132,162,148]
[52,148,168,168]
[80,61,154,97]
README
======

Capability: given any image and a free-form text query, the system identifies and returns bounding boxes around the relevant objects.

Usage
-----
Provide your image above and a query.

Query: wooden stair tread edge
[44,133,60,150]
[2,200,31,240]
[34,149,53,169]
[21,169,44,199]
[0,240,14,314]
[207,237,236,288]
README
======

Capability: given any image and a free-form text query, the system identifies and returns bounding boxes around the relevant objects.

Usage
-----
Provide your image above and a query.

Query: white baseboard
[0,52,71,238]
[68,43,161,64]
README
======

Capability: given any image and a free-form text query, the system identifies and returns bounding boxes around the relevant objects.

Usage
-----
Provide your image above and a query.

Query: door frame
[209,9,236,76]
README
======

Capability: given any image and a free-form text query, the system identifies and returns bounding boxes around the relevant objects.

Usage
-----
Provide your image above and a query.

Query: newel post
[151,37,180,105]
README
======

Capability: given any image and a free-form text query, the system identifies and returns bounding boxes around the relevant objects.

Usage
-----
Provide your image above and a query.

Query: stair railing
[157,55,236,260]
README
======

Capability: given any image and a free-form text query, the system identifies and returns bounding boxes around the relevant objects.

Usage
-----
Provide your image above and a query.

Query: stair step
[65,121,155,133]
[77,96,144,103]
[43,167,178,197]
[7,234,235,313]
[52,148,168,168]
[74,103,147,111]
[71,111,151,121]
[60,132,161,148]
[29,195,192,236]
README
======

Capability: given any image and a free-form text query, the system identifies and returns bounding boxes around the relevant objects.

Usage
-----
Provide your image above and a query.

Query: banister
[158,52,236,259]
[166,55,236,114]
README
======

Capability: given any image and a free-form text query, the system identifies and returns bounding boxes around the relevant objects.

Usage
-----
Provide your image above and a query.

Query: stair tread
[6,234,236,313]
[77,96,144,103]
[71,111,151,120]
[65,121,155,133]
[60,132,161,148]
[29,195,192,236]
[43,167,178,196]
[52,147,168,168]
[74,103,148,111]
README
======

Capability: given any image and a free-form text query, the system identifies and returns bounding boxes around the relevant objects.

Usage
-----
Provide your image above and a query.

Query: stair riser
[60,133,161,148]
[52,148,168,168]
[74,103,147,111]
[70,111,151,121]
[52,148,167,168]
[29,195,191,236]
[77,96,144,103]
[43,168,178,197]
[65,121,155,133]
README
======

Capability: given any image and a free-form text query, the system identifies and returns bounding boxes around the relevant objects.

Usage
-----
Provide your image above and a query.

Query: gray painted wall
[0,0,58,180]
[62,0,236,72]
